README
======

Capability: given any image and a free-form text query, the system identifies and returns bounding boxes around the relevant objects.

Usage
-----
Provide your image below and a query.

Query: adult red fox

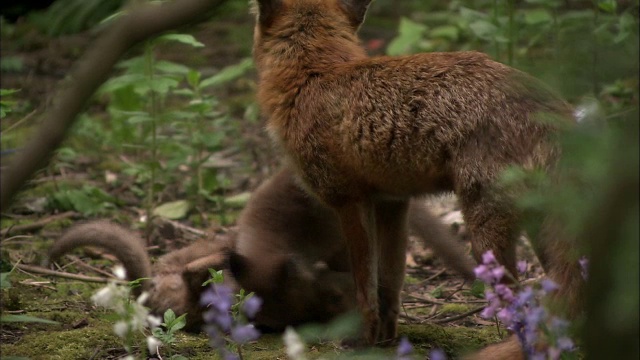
[251,0,583,355]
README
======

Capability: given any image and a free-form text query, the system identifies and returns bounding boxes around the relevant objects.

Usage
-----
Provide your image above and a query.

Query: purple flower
[517,260,528,274]
[481,250,497,265]
[516,286,534,306]
[201,284,234,312]
[429,348,447,360]
[497,307,514,324]
[491,266,506,282]
[494,284,515,302]
[396,337,413,358]
[203,308,233,331]
[481,304,498,319]
[525,306,546,327]
[540,279,559,294]
[242,295,263,319]
[231,324,260,344]
[474,264,494,283]
[556,336,574,351]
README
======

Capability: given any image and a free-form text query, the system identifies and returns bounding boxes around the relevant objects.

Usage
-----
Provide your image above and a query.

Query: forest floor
[0,7,547,360]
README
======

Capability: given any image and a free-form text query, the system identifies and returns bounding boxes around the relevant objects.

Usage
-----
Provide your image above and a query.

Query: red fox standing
[251,0,584,357]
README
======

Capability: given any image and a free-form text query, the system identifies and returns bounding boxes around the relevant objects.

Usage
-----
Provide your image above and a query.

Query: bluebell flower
[396,336,413,358]
[231,324,260,344]
[428,348,447,360]
[242,295,263,319]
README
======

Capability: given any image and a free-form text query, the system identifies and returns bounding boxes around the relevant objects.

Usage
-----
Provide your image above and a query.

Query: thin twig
[1,211,78,238]
[16,263,125,284]
[430,306,485,324]
[1,109,38,133]
[419,268,447,284]
[64,254,117,278]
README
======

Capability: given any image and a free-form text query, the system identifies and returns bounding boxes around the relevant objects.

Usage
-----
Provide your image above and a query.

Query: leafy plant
[151,309,188,360]
[0,89,20,118]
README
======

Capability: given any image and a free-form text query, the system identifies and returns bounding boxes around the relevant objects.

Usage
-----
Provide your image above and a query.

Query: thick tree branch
[0,0,228,212]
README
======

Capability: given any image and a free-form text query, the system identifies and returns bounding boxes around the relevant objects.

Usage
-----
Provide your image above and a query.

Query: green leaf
[386,17,428,56]
[170,313,187,331]
[470,280,486,298]
[200,58,254,89]
[597,0,617,13]
[469,20,498,40]
[187,69,201,88]
[459,7,489,21]
[224,192,252,208]
[1,272,12,289]
[0,89,20,96]
[99,74,145,94]
[158,33,205,48]
[164,308,176,325]
[429,25,460,41]
[1,314,59,324]
[155,60,191,75]
[203,269,225,286]
[153,200,190,220]
[524,9,553,25]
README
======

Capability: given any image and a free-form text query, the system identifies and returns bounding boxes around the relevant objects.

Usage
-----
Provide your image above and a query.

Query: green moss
[403,274,421,285]
[439,303,472,315]
[401,323,503,358]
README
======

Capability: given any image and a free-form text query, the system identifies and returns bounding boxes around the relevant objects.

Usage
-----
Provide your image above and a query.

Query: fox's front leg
[336,200,379,345]
[375,199,409,344]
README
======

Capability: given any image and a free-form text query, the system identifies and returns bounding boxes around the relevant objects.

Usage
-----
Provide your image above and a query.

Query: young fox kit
[230,167,475,329]
[49,169,474,332]
[252,0,583,352]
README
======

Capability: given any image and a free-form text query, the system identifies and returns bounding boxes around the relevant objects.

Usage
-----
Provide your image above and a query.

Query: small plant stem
[591,0,599,94]
[237,343,244,360]
[493,0,501,60]
[507,0,515,65]
[144,41,159,239]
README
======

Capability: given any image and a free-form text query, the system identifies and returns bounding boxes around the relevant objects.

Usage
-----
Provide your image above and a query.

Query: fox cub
[49,169,474,332]
[251,0,583,353]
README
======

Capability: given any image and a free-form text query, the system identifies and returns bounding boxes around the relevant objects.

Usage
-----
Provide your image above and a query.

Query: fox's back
[275,51,572,201]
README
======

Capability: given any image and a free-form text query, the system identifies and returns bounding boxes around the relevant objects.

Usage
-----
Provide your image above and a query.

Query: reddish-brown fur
[230,167,476,328]
[251,0,583,353]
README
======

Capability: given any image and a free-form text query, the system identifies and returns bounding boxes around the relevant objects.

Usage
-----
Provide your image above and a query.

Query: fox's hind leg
[375,199,410,344]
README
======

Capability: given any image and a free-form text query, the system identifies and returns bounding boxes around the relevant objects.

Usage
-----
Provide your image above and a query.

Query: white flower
[136,291,150,305]
[113,321,129,338]
[147,314,162,329]
[147,335,162,355]
[283,326,307,360]
[113,265,127,280]
[92,285,115,307]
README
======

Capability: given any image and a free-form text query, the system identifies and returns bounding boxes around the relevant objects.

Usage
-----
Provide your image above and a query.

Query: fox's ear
[254,0,283,27]
[339,0,372,29]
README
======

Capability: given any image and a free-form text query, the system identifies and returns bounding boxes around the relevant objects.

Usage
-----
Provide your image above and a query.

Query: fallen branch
[1,211,78,238]
[16,263,125,284]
